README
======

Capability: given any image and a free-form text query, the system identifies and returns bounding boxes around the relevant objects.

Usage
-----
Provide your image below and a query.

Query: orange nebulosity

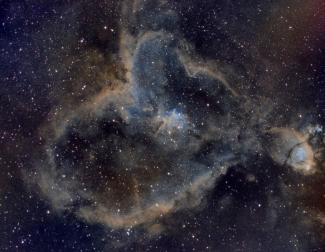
[267,127,316,175]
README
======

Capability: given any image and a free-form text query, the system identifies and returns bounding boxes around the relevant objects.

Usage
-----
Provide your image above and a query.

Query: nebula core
[1,0,325,251]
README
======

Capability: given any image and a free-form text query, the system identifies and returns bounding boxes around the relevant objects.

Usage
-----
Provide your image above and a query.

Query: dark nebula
[0,0,325,251]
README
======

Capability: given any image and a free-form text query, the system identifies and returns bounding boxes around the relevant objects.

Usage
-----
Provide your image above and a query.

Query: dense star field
[1,0,325,251]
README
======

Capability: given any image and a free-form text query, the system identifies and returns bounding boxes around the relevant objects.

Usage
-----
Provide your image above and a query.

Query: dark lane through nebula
[0,0,325,251]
